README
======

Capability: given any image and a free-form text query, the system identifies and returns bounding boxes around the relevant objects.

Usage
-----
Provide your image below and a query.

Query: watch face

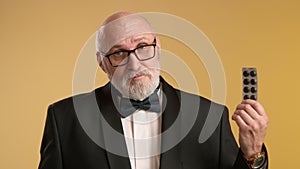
[253,156,265,169]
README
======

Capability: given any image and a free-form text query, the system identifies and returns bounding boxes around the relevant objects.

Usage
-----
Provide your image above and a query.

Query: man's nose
[126,53,140,70]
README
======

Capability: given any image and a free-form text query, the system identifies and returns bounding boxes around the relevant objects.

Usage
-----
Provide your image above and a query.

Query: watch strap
[245,151,266,169]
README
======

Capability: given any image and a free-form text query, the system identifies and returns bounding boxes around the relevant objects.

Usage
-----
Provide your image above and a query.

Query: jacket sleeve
[219,106,268,169]
[38,105,63,169]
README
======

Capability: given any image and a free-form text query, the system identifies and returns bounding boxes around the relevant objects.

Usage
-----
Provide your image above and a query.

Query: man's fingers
[236,103,259,120]
[232,113,248,129]
[233,109,254,126]
[241,99,266,116]
[234,100,269,131]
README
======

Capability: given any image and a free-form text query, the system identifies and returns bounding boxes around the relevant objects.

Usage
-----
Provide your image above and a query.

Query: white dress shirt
[120,90,162,169]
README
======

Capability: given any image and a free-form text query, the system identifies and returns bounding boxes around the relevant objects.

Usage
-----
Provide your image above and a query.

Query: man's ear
[96,52,107,73]
[155,37,161,57]
[156,36,161,49]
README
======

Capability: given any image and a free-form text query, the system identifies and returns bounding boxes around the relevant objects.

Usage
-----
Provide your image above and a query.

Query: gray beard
[111,68,160,100]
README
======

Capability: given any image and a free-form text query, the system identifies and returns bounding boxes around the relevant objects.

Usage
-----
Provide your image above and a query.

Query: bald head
[96,12,155,54]
[102,11,133,26]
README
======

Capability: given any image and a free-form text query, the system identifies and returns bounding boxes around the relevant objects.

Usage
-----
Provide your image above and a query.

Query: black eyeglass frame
[104,38,157,67]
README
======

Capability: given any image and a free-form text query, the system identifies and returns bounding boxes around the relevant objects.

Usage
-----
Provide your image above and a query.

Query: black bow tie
[119,90,160,117]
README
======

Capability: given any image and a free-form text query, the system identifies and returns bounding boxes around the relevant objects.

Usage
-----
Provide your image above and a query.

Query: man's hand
[232,99,269,158]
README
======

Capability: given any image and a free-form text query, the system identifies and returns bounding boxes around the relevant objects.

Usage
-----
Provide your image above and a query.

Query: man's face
[100,34,161,100]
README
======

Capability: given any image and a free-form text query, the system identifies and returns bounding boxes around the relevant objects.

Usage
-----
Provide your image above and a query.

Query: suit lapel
[95,83,131,169]
[95,78,183,169]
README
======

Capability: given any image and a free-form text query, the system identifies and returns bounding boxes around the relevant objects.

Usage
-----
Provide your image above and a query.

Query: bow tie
[119,90,160,117]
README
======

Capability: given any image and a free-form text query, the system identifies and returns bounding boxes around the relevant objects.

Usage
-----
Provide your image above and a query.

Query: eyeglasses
[104,38,157,67]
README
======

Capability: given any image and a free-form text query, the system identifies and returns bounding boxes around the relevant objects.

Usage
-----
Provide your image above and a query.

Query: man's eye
[113,51,124,57]
[138,45,148,50]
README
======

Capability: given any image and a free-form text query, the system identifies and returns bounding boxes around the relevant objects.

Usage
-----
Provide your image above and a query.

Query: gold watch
[245,151,266,169]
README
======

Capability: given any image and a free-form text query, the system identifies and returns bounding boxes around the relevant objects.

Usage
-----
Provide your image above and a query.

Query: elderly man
[39,11,269,169]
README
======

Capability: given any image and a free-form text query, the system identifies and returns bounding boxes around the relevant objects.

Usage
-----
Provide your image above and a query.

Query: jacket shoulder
[174,89,227,110]
[48,84,108,115]
[50,91,93,111]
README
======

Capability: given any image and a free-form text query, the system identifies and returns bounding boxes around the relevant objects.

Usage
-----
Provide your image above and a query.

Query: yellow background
[1,0,300,168]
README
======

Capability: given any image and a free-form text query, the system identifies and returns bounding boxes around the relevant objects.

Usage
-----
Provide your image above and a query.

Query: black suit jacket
[39,78,267,169]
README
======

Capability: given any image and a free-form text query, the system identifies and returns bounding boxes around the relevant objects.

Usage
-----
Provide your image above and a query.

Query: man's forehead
[97,14,155,53]
[112,34,154,47]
